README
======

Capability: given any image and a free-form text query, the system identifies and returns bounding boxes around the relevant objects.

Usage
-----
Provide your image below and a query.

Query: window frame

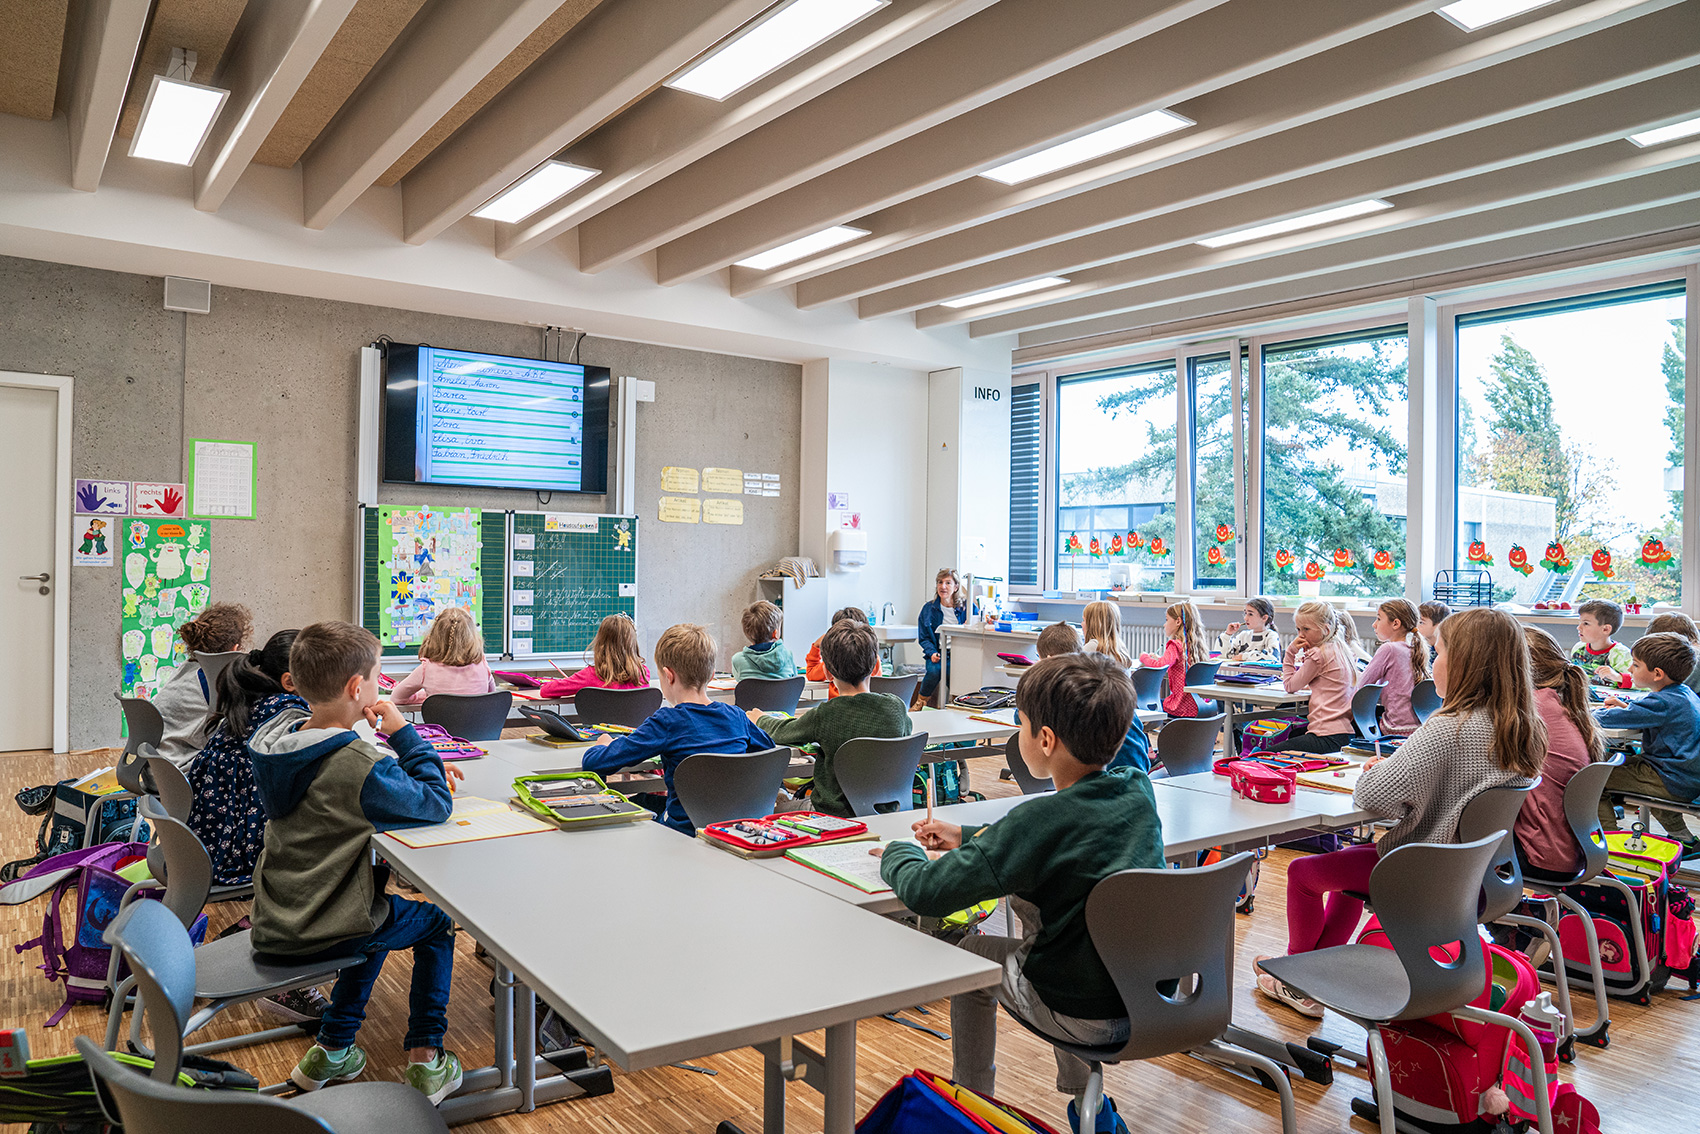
[1179,341,1243,598]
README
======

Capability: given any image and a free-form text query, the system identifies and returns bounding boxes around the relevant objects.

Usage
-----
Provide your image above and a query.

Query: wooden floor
[3,744,1697,1134]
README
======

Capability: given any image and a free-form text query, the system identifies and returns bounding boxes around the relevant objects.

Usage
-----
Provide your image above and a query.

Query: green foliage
[1665,318,1686,521]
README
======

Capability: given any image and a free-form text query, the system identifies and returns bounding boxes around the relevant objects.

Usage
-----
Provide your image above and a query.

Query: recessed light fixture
[979,110,1194,185]
[1196,199,1394,249]
[1628,115,1700,148]
[1436,0,1559,32]
[734,225,870,270]
[667,0,886,101]
[472,161,600,223]
[129,49,228,165]
[940,277,1070,309]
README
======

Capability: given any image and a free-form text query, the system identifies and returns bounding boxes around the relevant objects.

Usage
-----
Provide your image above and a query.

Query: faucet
[882,602,896,625]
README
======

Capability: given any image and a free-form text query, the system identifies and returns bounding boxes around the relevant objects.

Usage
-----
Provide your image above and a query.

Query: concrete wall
[0,254,800,750]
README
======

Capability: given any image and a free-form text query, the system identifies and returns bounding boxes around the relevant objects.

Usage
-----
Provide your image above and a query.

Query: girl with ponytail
[1517,626,1605,875]
[1360,599,1428,733]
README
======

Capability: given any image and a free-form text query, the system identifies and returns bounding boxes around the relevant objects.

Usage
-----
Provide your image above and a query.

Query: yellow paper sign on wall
[659,496,701,523]
[660,466,700,494]
[703,498,744,525]
[702,467,744,494]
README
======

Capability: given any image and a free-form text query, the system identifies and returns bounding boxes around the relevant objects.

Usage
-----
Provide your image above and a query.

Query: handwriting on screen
[422,351,585,489]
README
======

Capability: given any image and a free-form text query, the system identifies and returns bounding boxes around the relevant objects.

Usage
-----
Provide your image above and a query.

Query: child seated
[749,620,910,816]
[248,622,463,1103]
[390,607,496,704]
[1597,632,1700,856]
[1215,598,1279,662]
[1417,600,1449,663]
[1138,601,1207,718]
[806,606,882,698]
[1270,601,1357,754]
[877,652,1163,1132]
[1036,621,1082,657]
[1032,621,1148,773]
[1571,599,1633,688]
[539,614,651,699]
[1518,627,1605,877]
[155,602,253,765]
[1082,600,1130,667]
[1360,598,1428,733]
[732,601,797,680]
[582,624,773,836]
[1647,612,1700,697]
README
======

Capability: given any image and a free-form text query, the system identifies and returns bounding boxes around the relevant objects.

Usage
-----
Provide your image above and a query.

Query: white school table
[1184,680,1311,755]
[373,814,1000,1130]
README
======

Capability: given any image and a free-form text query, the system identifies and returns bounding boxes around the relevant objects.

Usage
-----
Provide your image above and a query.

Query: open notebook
[785,840,894,894]
[388,796,554,848]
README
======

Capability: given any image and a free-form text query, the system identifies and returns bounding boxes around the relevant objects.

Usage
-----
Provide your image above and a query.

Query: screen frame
[380,342,610,495]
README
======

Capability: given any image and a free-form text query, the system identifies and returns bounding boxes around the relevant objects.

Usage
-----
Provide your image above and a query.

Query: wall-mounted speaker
[163,276,211,314]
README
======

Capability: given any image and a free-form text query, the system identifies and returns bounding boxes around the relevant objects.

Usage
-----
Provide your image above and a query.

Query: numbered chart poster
[377,505,483,649]
[120,519,212,700]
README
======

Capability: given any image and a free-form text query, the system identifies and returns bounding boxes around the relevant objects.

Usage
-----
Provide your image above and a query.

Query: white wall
[927,366,1011,582]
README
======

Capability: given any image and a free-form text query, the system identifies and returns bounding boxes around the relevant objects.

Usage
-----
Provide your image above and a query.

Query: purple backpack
[0,841,205,1026]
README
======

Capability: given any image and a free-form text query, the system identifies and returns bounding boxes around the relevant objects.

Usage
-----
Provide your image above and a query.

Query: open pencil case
[698,812,869,858]
[512,772,651,829]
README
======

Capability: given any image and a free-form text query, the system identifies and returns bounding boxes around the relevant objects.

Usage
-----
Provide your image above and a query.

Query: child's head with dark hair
[1631,632,1696,686]
[179,602,253,654]
[1243,597,1275,627]
[1648,612,1699,643]
[1577,598,1623,636]
[1014,652,1135,768]
[212,629,299,737]
[289,621,380,705]
[819,619,878,687]
[742,600,782,644]
[1417,601,1450,645]
[1035,621,1083,659]
[831,606,870,626]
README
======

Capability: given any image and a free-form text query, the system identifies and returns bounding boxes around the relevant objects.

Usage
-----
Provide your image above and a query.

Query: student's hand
[367,699,406,734]
[1595,665,1618,683]
[911,819,962,850]
[1226,621,1242,634]
[1602,695,1626,709]
[444,764,464,792]
[589,734,613,747]
[931,652,941,663]
[745,708,766,725]
[1362,755,1384,771]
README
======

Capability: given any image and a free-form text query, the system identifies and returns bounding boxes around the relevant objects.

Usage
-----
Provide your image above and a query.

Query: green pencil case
[512,771,652,830]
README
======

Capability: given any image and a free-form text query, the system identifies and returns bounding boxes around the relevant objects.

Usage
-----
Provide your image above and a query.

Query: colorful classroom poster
[120,518,212,700]
[75,479,128,514]
[376,505,483,649]
[74,516,114,567]
[188,438,257,519]
[132,482,187,518]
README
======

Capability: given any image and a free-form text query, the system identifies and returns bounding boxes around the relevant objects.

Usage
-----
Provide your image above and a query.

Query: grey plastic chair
[102,694,164,845]
[1349,682,1386,743]
[141,748,194,822]
[868,673,920,705]
[733,675,806,713]
[1002,734,1052,795]
[1153,713,1225,778]
[1410,679,1442,724]
[1259,835,1553,1134]
[1006,853,1294,1134]
[1129,666,1164,712]
[192,651,246,714]
[835,733,929,816]
[421,690,514,740]
[673,747,792,828]
[77,1035,450,1134]
[117,693,166,757]
[1183,662,1221,715]
[575,685,663,729]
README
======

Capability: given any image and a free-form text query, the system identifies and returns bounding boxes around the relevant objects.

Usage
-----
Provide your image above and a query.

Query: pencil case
[493,670,543,689]
[512,772,651,829]
[698,812,870,858]
[1214,752,1347,776]
[1225,760,1296,804]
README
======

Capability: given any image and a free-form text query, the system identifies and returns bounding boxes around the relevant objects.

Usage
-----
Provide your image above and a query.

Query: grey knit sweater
[1354,708,1533,852]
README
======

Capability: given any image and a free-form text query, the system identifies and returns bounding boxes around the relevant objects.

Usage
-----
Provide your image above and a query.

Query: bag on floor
[858,1069,1062,1134]
[915,760,982,809]
[0,1050,257,1126]
[1,780,146,884]
[1549,830,1681,1003]
[1196,846,1262,914]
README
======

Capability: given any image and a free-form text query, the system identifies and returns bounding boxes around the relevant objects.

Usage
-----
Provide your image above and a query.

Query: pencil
[548,659,571,678]
[925,764,934,826]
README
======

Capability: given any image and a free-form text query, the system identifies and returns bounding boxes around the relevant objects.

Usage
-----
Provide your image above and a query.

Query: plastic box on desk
[512,772,651,830]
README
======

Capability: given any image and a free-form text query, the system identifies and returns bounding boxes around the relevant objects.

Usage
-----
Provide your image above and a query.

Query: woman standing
[916,568,967,707]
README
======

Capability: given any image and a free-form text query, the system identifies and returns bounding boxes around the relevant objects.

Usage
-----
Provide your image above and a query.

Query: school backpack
[2,779,147,884]
[914,758,983,810]
[1548,828,1682,1004]
[0,841,206,1026]
[0,1048,257,1127]
[951,687,1017,711]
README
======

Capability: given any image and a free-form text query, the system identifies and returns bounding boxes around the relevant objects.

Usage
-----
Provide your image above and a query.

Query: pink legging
[1286,843,1381,954]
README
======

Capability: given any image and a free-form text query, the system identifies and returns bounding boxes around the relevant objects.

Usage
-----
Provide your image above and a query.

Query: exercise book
[1296,764,1369,795]
[785,841,895,894]
[388,796,555,848]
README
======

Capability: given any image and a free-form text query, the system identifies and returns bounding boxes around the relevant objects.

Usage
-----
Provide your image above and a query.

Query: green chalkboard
[508,512,638,656]
[360,506,507,657]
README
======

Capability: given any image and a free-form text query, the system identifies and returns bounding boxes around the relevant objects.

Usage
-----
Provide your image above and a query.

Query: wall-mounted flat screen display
[382,343,610,494]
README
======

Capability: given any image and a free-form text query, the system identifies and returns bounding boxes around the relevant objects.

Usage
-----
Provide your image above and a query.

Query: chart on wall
[509,512,638,656]
[119,518,212,699]
[375,505,485,650]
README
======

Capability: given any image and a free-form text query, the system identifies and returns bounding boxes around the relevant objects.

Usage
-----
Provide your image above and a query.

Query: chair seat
[1259,944,1412,1023]
[193,929,362,1001]
[291,1079,451,1133]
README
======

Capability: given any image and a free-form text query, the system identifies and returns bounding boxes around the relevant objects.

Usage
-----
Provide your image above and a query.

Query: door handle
[20,573,49,582]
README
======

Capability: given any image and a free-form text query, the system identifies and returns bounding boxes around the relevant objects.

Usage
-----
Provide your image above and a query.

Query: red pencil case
[698,812,868,856]
[493,670,543,689]
[1226,760,1296,804]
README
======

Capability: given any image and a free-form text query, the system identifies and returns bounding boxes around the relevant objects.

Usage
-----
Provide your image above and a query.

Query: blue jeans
[317,893,455,1051]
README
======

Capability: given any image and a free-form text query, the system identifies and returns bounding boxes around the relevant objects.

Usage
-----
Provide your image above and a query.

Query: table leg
[1221,700,1238,759]
[494,963,516,1091]
[762,1042,787,1134]
[823,1022,857,1134]
[517,984,537,1112]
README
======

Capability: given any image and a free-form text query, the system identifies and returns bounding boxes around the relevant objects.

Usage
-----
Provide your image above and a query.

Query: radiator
[1120,624,1167,659]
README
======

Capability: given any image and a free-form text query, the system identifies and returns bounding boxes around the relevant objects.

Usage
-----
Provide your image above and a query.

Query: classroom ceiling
[10,0,1700,355]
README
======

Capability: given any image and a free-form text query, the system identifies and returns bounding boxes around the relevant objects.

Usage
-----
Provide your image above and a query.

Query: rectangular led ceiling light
[667,0,886,101]
[1196,199,1393,249]
[1628,115,1700,148]
[129,74,229,165]
[940,277,1070,309]
[979,110,1194,185]
[1437,0,1559,31]
[734,225,870,270]
[472,161,600,223]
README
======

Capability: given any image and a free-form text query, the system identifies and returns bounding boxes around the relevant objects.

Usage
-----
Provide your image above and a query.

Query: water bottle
[1520,990,1564,1066]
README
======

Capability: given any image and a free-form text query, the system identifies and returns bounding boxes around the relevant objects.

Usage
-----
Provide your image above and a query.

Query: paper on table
[388,797,554,847]
[785,840,895,894]
[1296,765,1367,795]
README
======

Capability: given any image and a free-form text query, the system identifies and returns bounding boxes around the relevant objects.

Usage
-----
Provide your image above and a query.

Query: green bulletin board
[120,518,212,698]
[509,512,637,656]
[360,506,506,657]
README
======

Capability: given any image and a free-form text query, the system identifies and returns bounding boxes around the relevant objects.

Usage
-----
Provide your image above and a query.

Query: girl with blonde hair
[392,605,497,704]
[1267,601,1358,754]
[1137,600,1208,718]
[1082,600,1130,667]
[540,614,653,699]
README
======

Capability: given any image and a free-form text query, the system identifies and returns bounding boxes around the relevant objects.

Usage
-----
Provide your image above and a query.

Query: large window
[1456,282,1686,606]
[1190,352,1239,590]
[1055,360,1177,592]
[1261,327,1409,598]
[1008,381,1042,587]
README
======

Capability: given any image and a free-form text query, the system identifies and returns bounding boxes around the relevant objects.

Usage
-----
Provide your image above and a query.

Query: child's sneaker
[291,1044,366,1091]
[1067,1094,1128,1134]
[1253,955,1324,1019]
[405,1049,464,1105]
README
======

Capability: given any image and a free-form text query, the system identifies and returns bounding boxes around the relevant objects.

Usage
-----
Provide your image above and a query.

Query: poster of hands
[377,505,483,649]
[119,519,212,699]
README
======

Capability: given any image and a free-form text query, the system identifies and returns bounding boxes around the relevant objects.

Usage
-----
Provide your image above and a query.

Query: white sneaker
[1254,955,1324,1018]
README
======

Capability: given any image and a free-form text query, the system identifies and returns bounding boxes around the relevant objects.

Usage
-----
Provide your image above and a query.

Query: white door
[0,384,58,751]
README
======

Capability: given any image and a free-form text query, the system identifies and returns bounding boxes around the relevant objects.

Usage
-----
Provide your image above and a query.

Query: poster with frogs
[120,518,212,700]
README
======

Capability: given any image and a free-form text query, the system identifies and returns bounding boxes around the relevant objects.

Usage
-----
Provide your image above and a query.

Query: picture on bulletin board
[75,517,113,567]
[133,482,187,518]
[75,479,129,515]
[376,505,483,649]
[188,438,258,520]
[120,518,212,700]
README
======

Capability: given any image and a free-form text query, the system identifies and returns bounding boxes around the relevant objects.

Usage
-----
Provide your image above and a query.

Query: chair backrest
[1455,781,1539,923]
[1367,833,1506,1021]
[1561,756,1621,884]
[1410,679,1442,724]
[733,675,806,713]
[1129,667,1164,712]
[101,900,196,1080]
[1002,734,1052,795]
[140,748,193,822]
[1350,682,1386,738]
[420,690,514,741]
[192,652,246,714]
[74,1036,334,1133]
[835,734,929,816]
[1154,714,1225,777]
[1182,662,1220,689]
[575,686,663,729]
[137,798,213,928]
[1084,852,1255,1060]
[115,693,165,761]
[868,673,919,705]
[673,748,792,828]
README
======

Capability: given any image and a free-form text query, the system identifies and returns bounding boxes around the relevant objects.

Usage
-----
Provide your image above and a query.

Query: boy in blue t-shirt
[582,623,772,836]
[1598,632,1700,854]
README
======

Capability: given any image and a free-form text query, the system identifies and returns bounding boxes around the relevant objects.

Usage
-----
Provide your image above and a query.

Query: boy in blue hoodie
[731,600,797,680]
[583,623,773,836]
[1598,631,1700,855]
[249,621,465,1103]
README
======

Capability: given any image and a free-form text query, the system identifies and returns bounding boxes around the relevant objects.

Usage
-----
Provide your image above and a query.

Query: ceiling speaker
[163,276,211,314]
